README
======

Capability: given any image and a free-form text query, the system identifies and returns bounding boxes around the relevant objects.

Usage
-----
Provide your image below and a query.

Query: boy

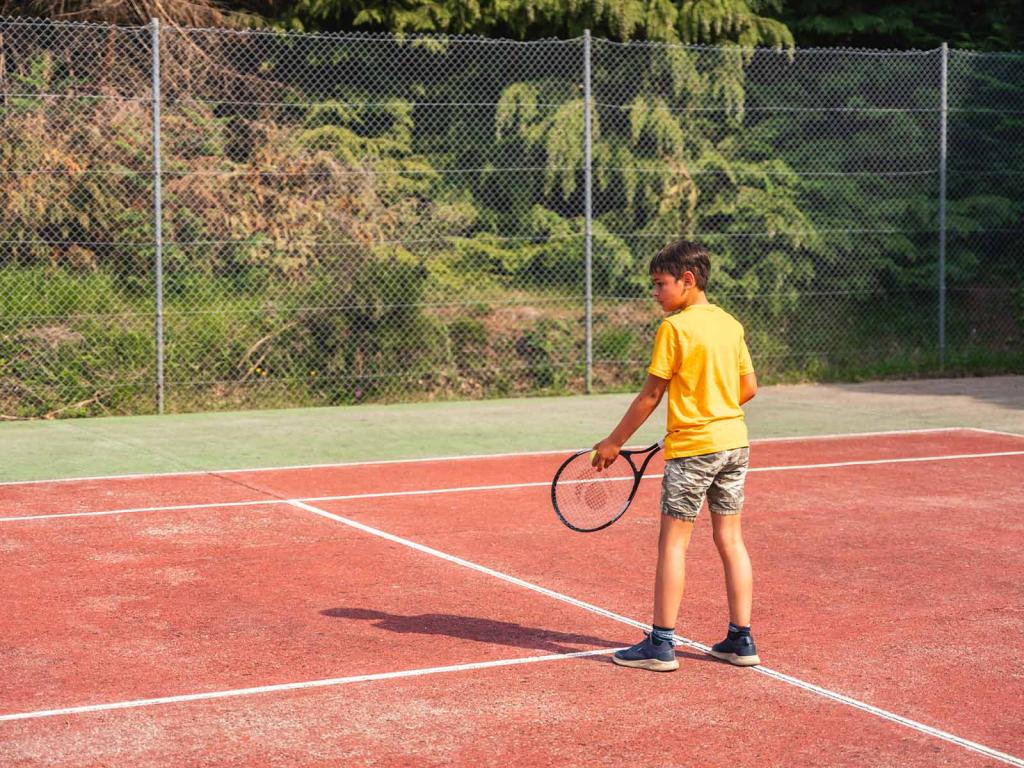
[591,239,759,672]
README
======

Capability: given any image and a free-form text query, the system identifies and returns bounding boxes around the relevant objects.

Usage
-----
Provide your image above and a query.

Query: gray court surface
[2,375,1021,482]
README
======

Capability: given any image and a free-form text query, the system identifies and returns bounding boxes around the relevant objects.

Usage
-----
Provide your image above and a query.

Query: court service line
[0,426,975,487]
[0,647,622,723]
[287,499,1024,768]
[3,449,1023,524]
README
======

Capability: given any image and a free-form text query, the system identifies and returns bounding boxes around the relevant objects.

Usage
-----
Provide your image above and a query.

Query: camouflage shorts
[660,447,750,522]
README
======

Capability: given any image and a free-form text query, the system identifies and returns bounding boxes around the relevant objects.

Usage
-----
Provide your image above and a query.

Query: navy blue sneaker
[707,632,761,666]
[612,633,679,672]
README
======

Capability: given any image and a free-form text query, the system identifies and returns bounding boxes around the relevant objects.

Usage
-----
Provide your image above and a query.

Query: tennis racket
[550,440,664,532]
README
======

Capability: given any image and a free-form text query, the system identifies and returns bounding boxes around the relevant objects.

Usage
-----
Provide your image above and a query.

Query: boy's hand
[591,438,621,471]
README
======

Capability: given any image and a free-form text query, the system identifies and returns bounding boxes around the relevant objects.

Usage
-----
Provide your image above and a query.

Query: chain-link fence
[1,18,1021,418]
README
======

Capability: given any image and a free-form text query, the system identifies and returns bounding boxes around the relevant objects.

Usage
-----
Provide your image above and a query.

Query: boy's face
[650,270,692,312]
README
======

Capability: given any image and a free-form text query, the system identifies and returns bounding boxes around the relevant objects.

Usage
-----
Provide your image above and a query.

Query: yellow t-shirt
[647,304,754,459]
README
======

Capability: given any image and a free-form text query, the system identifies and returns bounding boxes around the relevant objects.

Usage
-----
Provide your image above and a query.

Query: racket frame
[550,439,664,532]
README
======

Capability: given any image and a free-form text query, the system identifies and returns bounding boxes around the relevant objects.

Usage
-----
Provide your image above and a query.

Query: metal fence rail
[0,18,1021,418]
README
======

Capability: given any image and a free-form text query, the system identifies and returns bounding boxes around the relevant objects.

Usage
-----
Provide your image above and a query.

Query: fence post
[583,29,593,394]
[151,18,165,413]
[938,42,948,370]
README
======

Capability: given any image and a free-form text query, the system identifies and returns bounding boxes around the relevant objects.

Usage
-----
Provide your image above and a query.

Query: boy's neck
[678,290,710,310]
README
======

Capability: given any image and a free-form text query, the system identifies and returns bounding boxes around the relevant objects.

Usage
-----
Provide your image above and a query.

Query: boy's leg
[710,513,752,627]
[612,514,692,672]
[651,454,714,628]
[653,514,695,628]
[612,456,706,672]
[706,447,760,666]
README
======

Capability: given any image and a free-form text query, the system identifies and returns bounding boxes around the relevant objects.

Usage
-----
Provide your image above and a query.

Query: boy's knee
[658,514,694,545]
[712,520,743,549]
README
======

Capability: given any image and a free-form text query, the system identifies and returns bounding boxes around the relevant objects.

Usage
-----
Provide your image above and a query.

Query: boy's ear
[681,270,696,288]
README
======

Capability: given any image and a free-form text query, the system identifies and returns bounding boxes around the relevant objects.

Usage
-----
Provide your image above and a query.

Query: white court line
[966,427,1024,440]
[0,647,622,723]
[0,498,283,524]
[0,426,973,487]
[744,450,1024,474]
[286,499,1024,768]
[751,426,971,443]
[3,449,1023,524]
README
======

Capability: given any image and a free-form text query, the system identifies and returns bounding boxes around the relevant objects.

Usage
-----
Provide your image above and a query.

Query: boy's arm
[592,374,668,470]
[739,372,757,405]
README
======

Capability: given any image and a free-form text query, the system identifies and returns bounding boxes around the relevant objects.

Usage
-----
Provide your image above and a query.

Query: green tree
[772,0,1024,51]
[286,0,792,46]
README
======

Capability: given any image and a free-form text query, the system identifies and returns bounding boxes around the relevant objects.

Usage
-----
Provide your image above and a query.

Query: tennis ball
[590,449,598,465]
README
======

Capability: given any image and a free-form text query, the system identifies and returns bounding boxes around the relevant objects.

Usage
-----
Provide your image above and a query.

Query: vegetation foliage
[0,5,1021,416]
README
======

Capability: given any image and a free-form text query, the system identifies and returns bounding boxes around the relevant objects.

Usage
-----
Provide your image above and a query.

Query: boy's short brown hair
[649,240,710,290]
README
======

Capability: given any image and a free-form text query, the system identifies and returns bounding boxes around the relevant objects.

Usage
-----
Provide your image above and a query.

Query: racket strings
[553,453,635,531]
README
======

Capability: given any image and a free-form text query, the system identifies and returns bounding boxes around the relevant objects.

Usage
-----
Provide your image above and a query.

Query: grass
[2,265,1021,418]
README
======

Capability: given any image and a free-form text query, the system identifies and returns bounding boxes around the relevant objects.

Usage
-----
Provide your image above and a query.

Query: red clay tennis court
[2,427,1023,767]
